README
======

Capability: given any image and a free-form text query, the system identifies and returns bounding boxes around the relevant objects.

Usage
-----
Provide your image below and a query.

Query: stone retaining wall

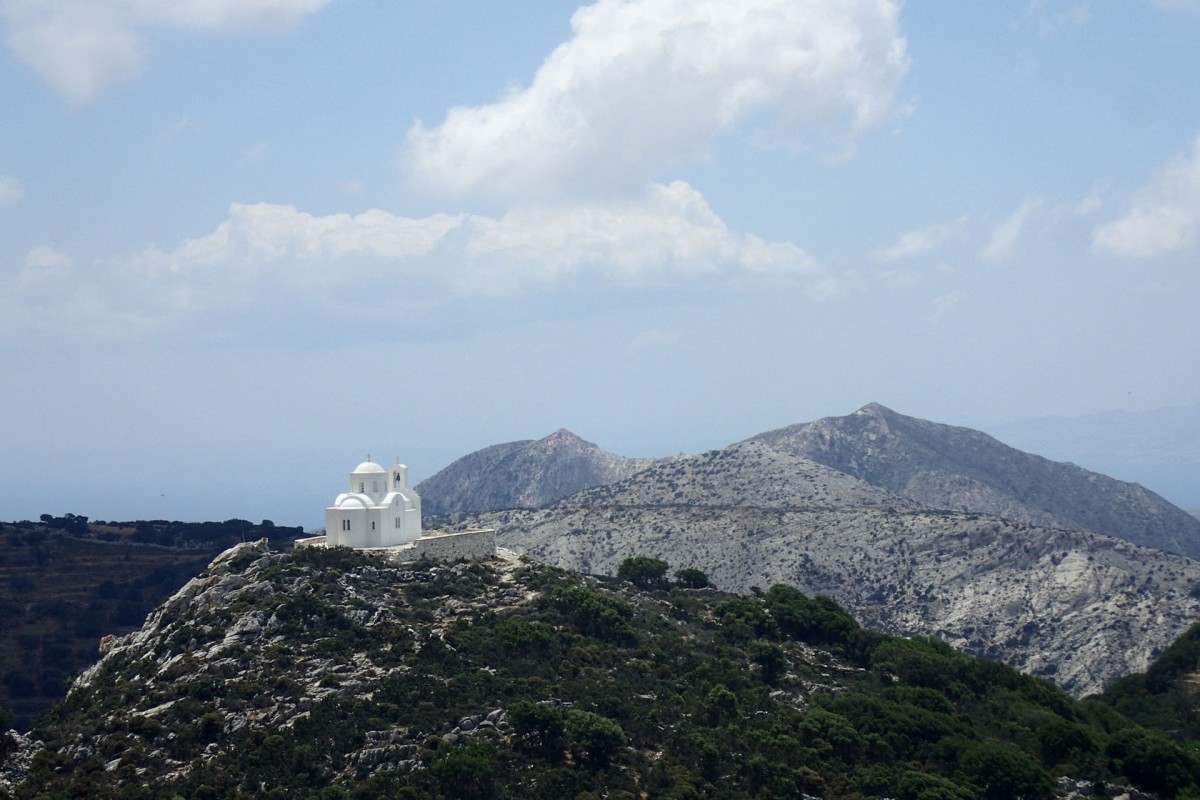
[399,529,496,563]
[294,529,496,563]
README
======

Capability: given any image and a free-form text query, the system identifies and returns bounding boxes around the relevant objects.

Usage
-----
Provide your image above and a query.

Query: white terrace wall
[392,529,496,563]
[295,528,496,563]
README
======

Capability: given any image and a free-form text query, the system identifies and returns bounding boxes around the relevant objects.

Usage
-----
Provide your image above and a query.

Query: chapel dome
[335,494,371,509]
[353,461,385,474]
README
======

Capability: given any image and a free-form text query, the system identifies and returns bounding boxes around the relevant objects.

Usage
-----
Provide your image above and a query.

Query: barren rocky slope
[461,440,1200,696]
[749,402,1200,559]
[416,429,658,516]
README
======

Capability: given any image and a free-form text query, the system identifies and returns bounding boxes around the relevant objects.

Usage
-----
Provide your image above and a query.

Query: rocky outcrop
[28,541,541,792]
[416,429,658,515]
[0,731,42,794]
[748,402,1200,558]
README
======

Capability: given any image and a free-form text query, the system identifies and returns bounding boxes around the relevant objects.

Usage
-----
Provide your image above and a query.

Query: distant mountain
[559,439,915,511]
[469,435,1200,696]
[415,429,657,516]
[747,402,1200,559]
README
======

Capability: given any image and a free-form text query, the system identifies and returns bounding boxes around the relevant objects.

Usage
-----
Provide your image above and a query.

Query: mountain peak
[416,431,657,515]
[541,428,589,447]
[751,405,1200,559]
[856,401,890,416]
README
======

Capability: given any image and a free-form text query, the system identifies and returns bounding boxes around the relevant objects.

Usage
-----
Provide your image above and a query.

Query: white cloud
[402,0,909,201]
[14,246,75,305]
[2,182,824,342]
[0,175,22,206]
[19,245,72,279]
[461,181,817,295]
[871,217,966,262]
[982,196,1044,263]
[1092,136,1200,258]
[0,0,332,103]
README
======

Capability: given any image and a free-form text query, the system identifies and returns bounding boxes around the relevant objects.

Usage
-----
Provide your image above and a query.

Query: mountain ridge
[747,402,1200,558]
[443,403,1200,696]
[415,428,658,515]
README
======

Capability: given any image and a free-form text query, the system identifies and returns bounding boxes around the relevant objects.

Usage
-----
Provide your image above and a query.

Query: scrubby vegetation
[1099,622,1200,742]
[0,517,303,727]
[0,525,223,728]
[6,549,1200,799]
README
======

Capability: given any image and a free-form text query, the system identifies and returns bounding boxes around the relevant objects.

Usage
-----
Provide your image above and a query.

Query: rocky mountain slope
[459,438,1200,696]
[7,540,1198,799]
[748,402,1200,559]
[416,428,658,515]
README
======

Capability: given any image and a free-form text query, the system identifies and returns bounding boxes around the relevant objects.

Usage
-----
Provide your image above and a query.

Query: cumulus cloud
[870,217,966,262]
[1,0,332,103]
[982,196,1044,263]
[1092,135,1200,258]
[2,182,822,342]
[402,0,909,201]
[0,175,22,206]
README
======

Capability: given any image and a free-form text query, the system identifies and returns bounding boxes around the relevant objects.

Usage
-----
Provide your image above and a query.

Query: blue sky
[2,0,1199,526]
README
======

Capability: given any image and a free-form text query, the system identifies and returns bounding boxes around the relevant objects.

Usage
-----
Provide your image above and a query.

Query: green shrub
[551,585,636,644]
[674,567,711,589]
[616,556,670,590]
[565,710,627,765]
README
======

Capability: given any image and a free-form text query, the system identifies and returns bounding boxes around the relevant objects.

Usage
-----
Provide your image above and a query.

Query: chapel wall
[392,529,496,563]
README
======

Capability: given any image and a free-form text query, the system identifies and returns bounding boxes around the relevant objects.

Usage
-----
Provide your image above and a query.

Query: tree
[705,685,740,725]
[617,556,670,590]
[957,740,1053,800]
[565,710,627,765]
[749,640,788,685]
[674,567,711,589]
[429,740,497,799]
[508,700,565,754]
[1105,727,1200,798]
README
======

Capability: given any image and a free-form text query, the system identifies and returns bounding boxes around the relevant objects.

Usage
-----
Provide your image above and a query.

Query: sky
[2,0,1199,527]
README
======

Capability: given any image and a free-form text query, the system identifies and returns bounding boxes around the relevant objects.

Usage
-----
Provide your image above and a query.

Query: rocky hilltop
[749,402,1200,559]
[457,432,1200,696]
[416,428,657,515]
[9,540,1199,799]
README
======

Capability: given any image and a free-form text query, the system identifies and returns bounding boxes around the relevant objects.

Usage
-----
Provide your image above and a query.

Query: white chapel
[324,458,422,549]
